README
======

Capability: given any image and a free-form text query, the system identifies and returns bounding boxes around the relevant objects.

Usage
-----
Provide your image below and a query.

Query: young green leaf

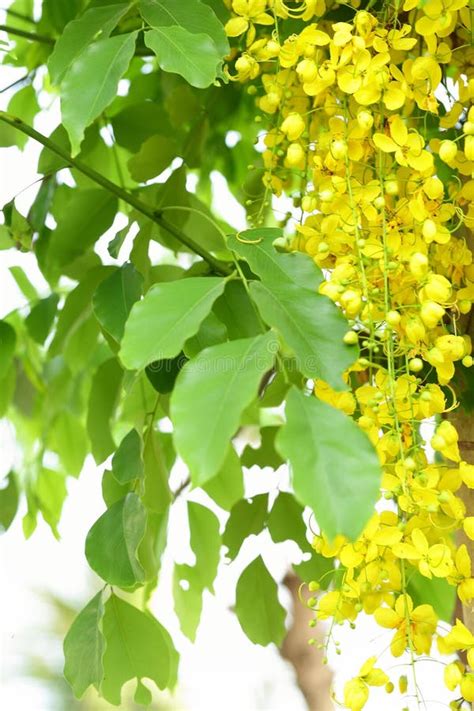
[235,556,286,646]
[51,411,88,477]
[48,3,131,84]
[120,277,226,370]
[144,27,223,89]
[250,281,357,391]
[85,493,147,588]
[142,430,173,514]
[267,492,309,553]
[228,230,322,290]
[139,0,229,55]
[61,32,137,155]
[188,502,221,591]
[63,592,105,698]
[276,387,382,540]
[171,332,277,485]
[128,135,177,183]
[202,446,244,511]
[112,429,144,484]
[173,563,203,642]
[241,426,284,469]
[93,263,143,342]
[101,594,179,705]
[86,358,123,464]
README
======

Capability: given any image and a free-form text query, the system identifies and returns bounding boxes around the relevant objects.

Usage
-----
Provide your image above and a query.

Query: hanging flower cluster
[225,0,474,708]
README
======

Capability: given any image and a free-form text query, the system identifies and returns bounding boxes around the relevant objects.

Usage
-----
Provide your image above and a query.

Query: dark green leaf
[0,321,16,380]
[213,280,262,339]
[62,32,138,155]
[171,332,277,485]
[25,294,59,345]
[112,429,143,484]
[276,387,381,540]
[145,353,187,394]
[293,554,334,591]
[120,277,226,370]
[222,495,268,560]
[250,281,357,391]
[101,594,179,704]
[0,472,19,532]
[407,572,456,622]
[85,493,147,588]
[235,556,286,646]
[267,492,308,552]
[63,592,104,698]
[93,263,143,342]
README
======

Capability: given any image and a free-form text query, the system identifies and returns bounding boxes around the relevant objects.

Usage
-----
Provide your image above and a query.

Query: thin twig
[0,24,54,44]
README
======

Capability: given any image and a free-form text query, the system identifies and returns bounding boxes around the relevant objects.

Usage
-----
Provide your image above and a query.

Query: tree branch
[0,24,54,44]
[0,112,232,275]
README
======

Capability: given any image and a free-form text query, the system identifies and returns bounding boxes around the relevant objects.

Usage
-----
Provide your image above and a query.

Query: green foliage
[0,6,383,705]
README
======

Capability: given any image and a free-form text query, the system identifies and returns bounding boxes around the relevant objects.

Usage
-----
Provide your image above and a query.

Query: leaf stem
[0,24,54,44]
[0,111,231,275]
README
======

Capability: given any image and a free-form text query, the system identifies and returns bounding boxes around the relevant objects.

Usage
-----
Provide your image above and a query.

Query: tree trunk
[280,573,333,711]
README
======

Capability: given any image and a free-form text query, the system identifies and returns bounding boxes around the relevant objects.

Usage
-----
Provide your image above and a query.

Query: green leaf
[171,332,277,485]
[0,472,19,532]
[93,263,143,342]
[63,592,104,698]
[101,594,179,704]
[87,358,123,464]
[25,294,59,345]
[202,446,244,510]
[36,468,67,538]
[112,429,143,484]
[407,572,456,622]
[111,102,168,153]
[145,353,187,394]
[9,265,39,302]
[62,32,137,155]
[214,280,262,339]
[183,311,227,358]
[102,469,132,507]
[235,556,286,646]
[173,564,203,642]
[228,230,322,290]
[0,321,16,380]
[85,493,147,588]
[48,189,117,271]
[142,430,173,513]
[276,387,381,540]
[138,508,169,584]
[222,495,268,560]
[0,86,39,149]
[241,426,284,469]
[267,492,309,553]
[144,27,222,89]
[120,277,226,370]
[48,3,131,84]
[188,502,221,590]
[250,281,357,391]
[128,135,177,182]
[139,0,229,55]
[51,412,88,477]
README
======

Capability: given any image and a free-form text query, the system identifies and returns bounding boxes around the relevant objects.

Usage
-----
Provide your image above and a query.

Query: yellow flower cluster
[225,0,474,708]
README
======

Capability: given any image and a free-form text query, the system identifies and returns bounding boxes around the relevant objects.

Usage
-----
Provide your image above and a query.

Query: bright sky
[0,33,458,711]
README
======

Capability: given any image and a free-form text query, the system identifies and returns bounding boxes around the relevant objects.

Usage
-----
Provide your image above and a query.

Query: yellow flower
[343,657,389,711]
[431,421,460,461]
[374,594,437,657]
[373,117,433,171]
[225,0,274,43]
[393,528,453,578]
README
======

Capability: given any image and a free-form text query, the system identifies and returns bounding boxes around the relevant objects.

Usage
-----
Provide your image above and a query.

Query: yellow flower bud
[296,58,318,84]
[463,355,474,367]
[281,113,306,141]
[399,675,408,693]
[439,140,457,163]
[463,517,474,540]
[344,330,359,345]
[409,252,428,278]
[386,310,401,327]
[341,289,362,317]
[424,274,451,303]
[405,317,426,343]
[409,358,424,373]
[357,110,373,131]
[423,176,444,200]
[465,135,474,161]
[301,195,317,212]
[464,121,474,135]
[461,674,474,703]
